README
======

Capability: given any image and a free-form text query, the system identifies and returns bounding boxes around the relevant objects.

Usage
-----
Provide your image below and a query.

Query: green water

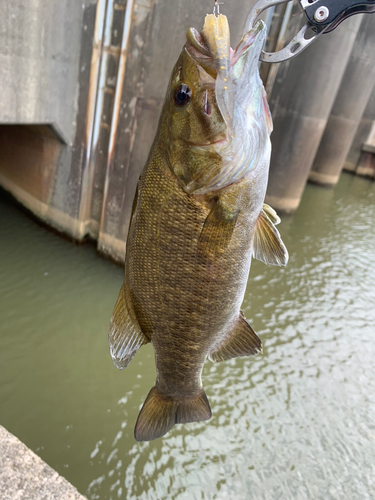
[0,172,374,499]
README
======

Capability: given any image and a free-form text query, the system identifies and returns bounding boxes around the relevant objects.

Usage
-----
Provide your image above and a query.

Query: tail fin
[134,386,212,442]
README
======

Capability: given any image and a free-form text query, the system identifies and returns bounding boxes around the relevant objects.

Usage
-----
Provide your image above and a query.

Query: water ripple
[1,173,375,499]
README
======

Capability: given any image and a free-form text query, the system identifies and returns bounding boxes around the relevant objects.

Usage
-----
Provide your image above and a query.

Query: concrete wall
[0,0,85,144]
[0,0,374,263]
[0,425,85,500]
[0,0,99,239]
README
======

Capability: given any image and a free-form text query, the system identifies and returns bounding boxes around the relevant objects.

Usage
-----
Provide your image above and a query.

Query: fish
[108,12,288,442]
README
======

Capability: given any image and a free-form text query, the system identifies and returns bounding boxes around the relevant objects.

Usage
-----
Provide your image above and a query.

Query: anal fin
[109,284,149,370]
[209,313,262,362]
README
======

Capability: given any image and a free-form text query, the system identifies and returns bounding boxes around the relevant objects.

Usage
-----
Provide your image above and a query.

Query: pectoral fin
[109,284,150,369]
[209,312,262,362]
[198,200,239,256]
[253,207,288,266]
[262,203,280,225]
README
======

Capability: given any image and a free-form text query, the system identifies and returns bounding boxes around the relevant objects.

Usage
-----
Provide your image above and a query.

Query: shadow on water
[0,172,375,499]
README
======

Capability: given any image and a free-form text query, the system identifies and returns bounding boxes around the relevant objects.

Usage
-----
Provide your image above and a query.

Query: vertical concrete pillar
[265,11,362,213]
[309,15,375,187]
[356,152,375,179]
[356,122,375,179]
[344,85,375,173]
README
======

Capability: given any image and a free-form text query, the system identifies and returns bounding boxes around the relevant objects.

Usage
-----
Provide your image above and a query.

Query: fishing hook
[213,0,223,16]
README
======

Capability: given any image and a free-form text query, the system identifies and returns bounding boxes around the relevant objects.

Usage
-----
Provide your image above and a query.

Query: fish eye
[173,84,192,107]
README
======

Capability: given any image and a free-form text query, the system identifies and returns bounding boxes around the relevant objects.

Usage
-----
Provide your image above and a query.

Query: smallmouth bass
[109,13,288,442]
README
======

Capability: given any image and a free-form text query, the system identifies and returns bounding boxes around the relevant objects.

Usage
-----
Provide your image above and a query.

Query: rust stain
[79,0,108,233]
[100,0,136,234]
[103,45,121,56]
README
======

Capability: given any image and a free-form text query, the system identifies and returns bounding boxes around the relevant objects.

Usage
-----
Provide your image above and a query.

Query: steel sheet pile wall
[0,0,374,262]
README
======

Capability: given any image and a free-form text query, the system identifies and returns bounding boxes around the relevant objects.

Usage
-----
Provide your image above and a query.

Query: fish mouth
[230,21,266,67]
[186,15,266,134]
[186,27,211,59]
[185,28,217,79]
[186,17,266,76]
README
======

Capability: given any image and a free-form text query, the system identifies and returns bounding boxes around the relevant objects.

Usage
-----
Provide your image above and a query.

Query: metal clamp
[303,0,375,33]
[246,0,375,63]
[260,23,322,63]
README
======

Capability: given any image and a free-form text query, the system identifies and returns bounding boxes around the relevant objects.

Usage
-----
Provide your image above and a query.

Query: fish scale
[108,13,288,441]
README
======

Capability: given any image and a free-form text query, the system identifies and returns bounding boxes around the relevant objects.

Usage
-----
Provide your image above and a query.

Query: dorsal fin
[208,313,262,362]
[108,284,150,369]
[253,206,288,266]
